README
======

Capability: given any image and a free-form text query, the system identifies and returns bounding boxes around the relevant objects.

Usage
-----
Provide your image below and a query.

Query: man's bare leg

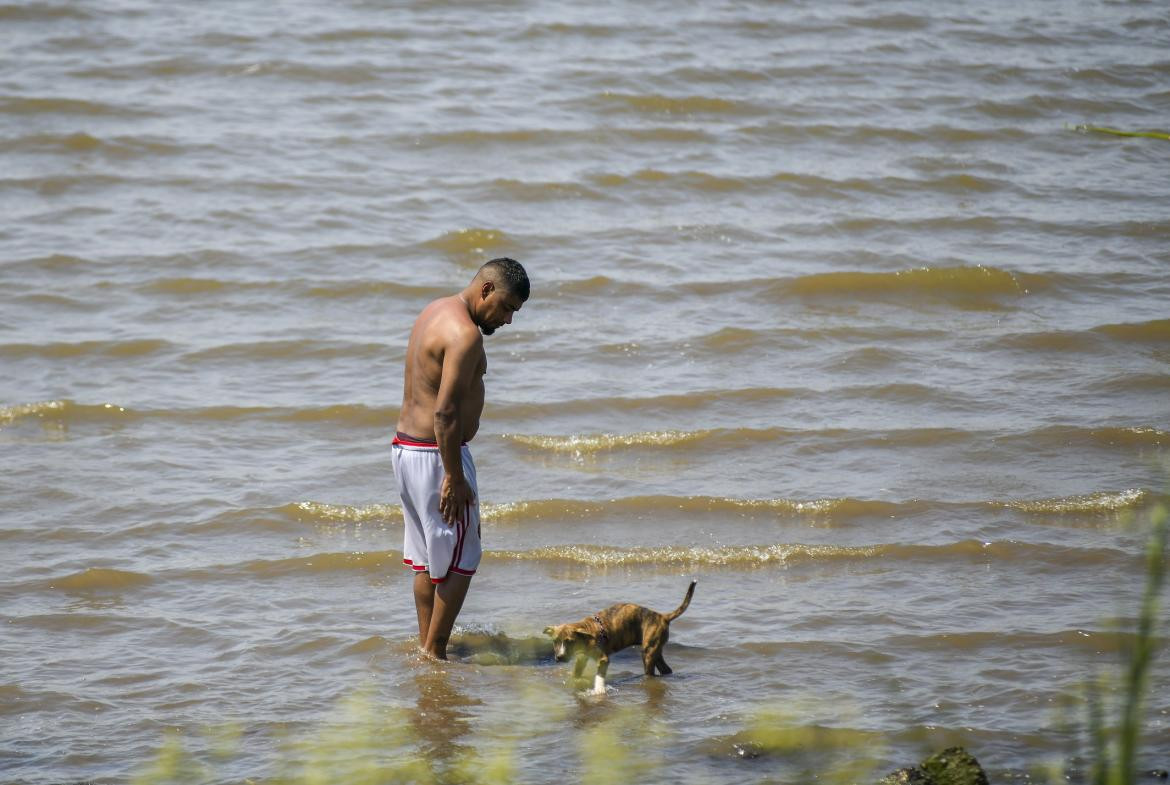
[413,572,436,645]
[422,573,472,660]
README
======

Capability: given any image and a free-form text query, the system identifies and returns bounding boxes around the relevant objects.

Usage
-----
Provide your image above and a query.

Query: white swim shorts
[391,433,481,584]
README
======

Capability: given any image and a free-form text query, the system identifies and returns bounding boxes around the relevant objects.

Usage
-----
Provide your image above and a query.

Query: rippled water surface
[2,1,1169,783]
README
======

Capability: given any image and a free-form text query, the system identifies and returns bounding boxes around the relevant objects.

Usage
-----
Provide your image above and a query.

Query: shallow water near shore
[2,1,1169,783]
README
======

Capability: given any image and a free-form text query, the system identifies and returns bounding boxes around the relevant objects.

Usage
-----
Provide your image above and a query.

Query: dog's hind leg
[642,631,670,675]
[641,646,658,675]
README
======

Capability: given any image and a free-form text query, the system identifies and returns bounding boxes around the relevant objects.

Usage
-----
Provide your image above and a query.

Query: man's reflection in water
[410,666,482,768]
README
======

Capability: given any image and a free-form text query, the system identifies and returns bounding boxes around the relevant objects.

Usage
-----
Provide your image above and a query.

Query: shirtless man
[392,258,529,660]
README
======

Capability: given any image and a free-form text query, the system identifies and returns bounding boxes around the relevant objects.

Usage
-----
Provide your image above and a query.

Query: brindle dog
[544,580,696,695]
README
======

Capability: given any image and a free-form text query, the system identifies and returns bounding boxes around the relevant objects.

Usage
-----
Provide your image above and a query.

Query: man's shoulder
[422,297,480,346]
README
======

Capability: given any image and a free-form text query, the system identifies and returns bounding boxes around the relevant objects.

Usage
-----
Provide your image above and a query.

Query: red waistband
[392,432,467,448]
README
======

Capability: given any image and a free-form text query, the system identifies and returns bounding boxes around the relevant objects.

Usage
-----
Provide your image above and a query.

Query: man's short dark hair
[482,257,530,301]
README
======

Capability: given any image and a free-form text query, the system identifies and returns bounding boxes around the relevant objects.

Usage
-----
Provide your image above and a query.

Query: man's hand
[439,474,476,526]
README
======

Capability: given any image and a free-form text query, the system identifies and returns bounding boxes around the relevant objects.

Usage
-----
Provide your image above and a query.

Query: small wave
[833,346,909,371]
[131,538,1134,583]
[416,127,713,148]
[590,168,742,191]
[739,122,1027,147]
[182,339,384,363]
[342,635,393,656]
[287,490,1155,531]
[0,400,128,428]
[596,91,759,116]
[276,496,905,527]
[1092,373,1170,394]
[50,568,152,592]
[279,496,919,528]
[487,540,1126,569]
[273,403,397,427]
[553,275,656,297]
[480,495,914,524]
[0,131,184,157]
[504,427,972,454]
[207,544,891,577]
[490,382,970,419]
[305,28,408,43]
[493,387,800,418]
[0,399,397,430]
[0,3,91,21]
[698,326,766,350]
[11,293,101,310]
[137,276,441,300]
[885,628,1132,655]
[587,169,1003,198]
[151,403,396,428]
[0,95,152,117]
[504,430,714,452]
[766,265,1032,307]
[286,501,401,525]
[140,277,232,294]
[413,128,556,147]
[507,424,1164,458]
[994,489,1148,515]
[0,339,171,360]
[815,214,1114,241]
[237,551,398,578]
[846,382,962,404]
[1,172,129,194]
[491,543,882,567]
[860,12,931,29]
[1093,318,1170,344]
[690,323,947,348]
[990,329,1107,353]
[171,60,384,84]
[518,21,623,39]
[302,280,444,299]
[6,253,90,273]
[1010,426,1167,450]
[421,227,513,262]
[484,178,605,201]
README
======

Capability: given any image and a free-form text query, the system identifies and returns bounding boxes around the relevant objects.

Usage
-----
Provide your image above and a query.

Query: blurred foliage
[1081,500,1168,785]
[132,499,1167,784]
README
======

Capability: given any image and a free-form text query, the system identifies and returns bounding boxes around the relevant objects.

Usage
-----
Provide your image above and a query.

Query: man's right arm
[433,326,480,525]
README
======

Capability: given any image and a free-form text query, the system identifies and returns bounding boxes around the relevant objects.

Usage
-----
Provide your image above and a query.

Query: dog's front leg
[592,654,609,695]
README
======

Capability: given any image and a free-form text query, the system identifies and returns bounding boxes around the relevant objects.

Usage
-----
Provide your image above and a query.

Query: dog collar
[592,614,609,646]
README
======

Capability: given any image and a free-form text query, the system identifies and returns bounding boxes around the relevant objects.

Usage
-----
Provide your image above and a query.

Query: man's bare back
[391,258,529,660]
[397,295,486,446]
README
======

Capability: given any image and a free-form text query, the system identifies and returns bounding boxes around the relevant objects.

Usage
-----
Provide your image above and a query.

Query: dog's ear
[542,626,555,637]
[573,630,594,644]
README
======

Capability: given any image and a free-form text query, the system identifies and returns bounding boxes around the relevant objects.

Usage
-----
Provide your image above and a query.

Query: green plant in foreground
[743,701,886,785]
[1084,500,1168,785]
[131,498,1167,785]
[1069,124,1170,142]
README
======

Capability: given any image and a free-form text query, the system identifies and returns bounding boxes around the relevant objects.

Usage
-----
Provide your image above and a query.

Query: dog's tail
[664,579,697,622]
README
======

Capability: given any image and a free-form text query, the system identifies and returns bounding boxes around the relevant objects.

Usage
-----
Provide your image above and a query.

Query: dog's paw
[575,681,612,698]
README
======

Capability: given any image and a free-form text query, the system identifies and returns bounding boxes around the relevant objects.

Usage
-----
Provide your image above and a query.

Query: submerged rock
[878,747,988,785]
[879,767,931,784]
